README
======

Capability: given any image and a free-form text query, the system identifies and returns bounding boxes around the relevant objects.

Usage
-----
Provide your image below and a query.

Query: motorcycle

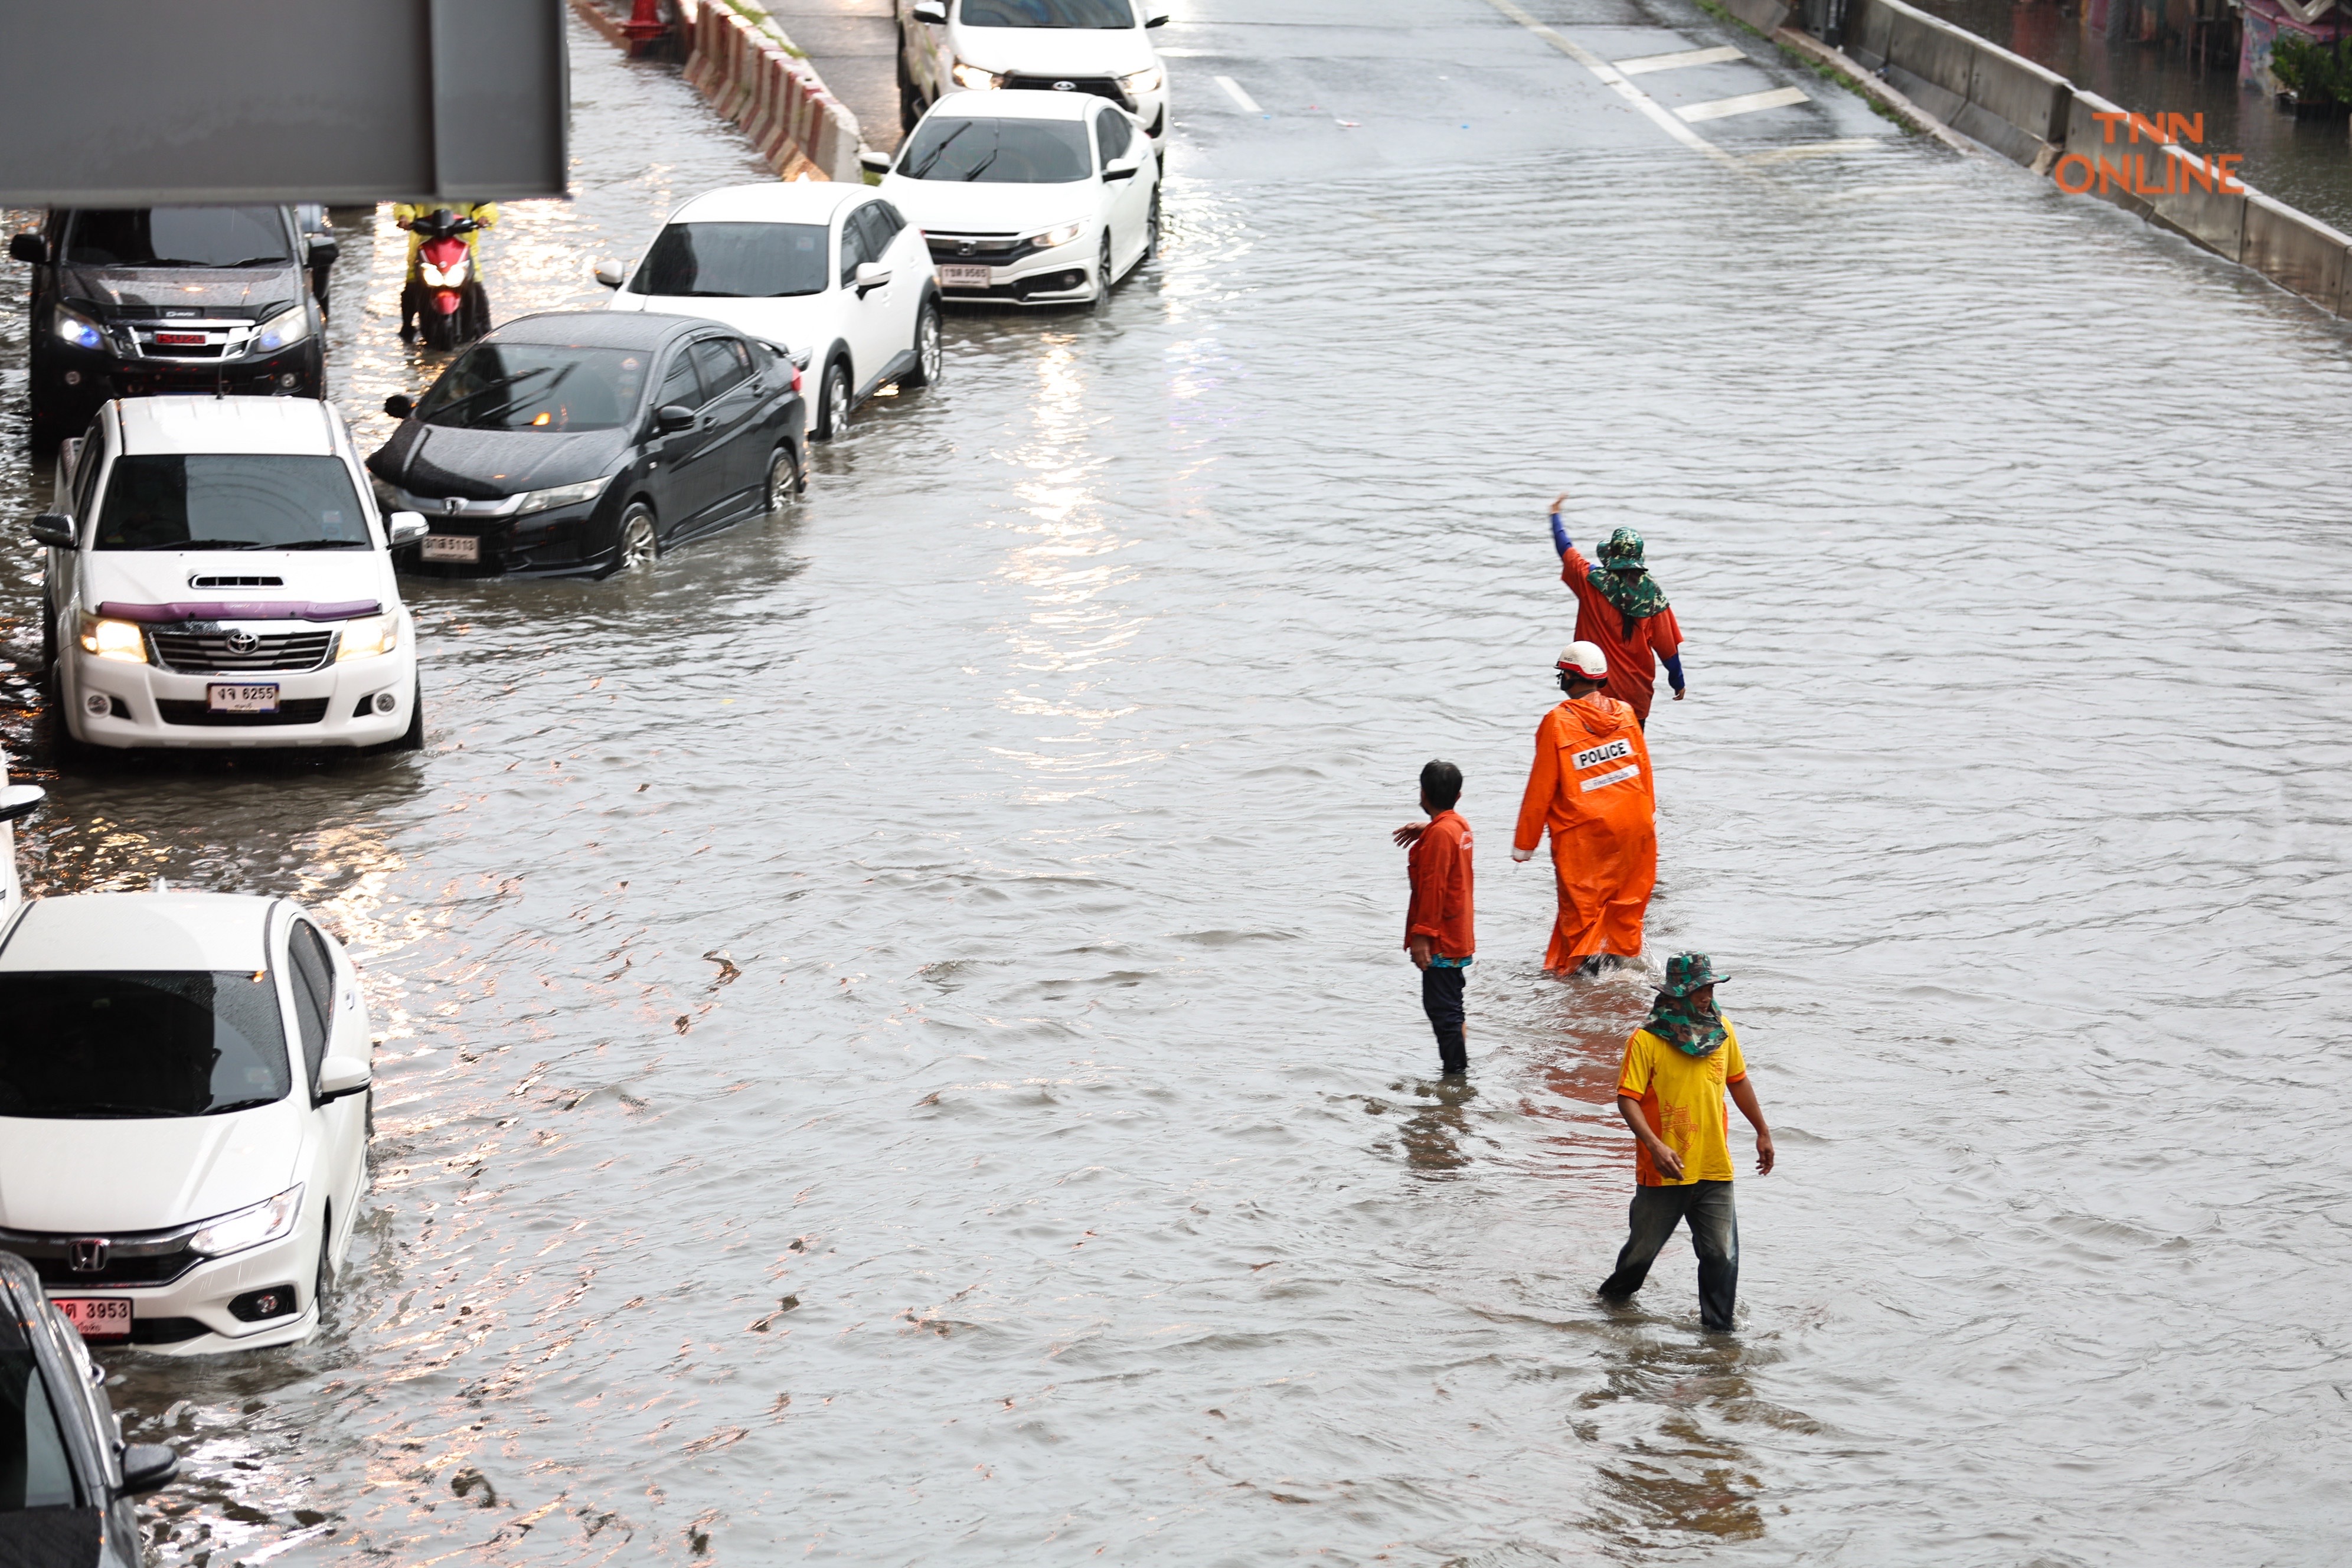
[401,209,491,350]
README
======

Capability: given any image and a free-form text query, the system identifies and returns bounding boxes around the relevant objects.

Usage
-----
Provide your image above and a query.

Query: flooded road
[4,0,2351,1563]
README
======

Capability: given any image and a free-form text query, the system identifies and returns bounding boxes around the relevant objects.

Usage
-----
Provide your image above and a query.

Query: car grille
[0,1226,203,1288]
[156,697,332,727]
[149,628,336,674]
[926,231,1046,266]
[1001,74,1129,107]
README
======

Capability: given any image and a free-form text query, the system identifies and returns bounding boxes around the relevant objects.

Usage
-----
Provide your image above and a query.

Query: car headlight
[251,302,311,354]
[52,304,104,351]
[1025,221,1086,250]
[337,612,399,661]
[511,475,613,515]
[949,60,1002,89]
[190,1185,304,1259]
[1119,66,1162,95]
[76,613,146,664]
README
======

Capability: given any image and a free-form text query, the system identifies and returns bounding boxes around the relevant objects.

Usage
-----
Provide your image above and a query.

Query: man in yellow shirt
[392,202,499,341]
[1599,953,1774,1332]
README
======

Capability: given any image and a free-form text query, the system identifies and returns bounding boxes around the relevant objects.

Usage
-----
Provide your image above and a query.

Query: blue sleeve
[1549,511,1571,558]
[1662,653,1685,691]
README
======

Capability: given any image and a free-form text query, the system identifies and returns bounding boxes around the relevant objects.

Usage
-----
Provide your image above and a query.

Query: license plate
[422,533,479,563]
[155,332,206,346]
[939,264,992,289]
[208,682,280,714]
[52,1297,132,1340]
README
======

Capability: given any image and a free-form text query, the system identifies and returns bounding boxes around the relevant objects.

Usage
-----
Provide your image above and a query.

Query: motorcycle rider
[394,201,499,341]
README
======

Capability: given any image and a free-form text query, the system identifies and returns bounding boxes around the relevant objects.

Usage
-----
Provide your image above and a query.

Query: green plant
[2271,34,2352,103]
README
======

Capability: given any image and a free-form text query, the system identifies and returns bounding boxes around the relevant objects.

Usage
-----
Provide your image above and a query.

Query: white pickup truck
[897,0,1171,158]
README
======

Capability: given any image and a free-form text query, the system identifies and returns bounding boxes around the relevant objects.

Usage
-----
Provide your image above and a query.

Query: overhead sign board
[0,0,570,206]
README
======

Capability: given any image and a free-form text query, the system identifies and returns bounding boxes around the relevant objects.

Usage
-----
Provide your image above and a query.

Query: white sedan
[599,182,942,443]
[0,890,374,1355]
[874,89,1159,308]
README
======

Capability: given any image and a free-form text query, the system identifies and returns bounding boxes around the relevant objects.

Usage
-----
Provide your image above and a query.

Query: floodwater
[2,0,2350,1562]
[1916,0,2352,231]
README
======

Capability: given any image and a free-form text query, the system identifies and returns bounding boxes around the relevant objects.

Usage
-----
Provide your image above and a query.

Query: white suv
[898,0,1171,159]
[36,397,427,752]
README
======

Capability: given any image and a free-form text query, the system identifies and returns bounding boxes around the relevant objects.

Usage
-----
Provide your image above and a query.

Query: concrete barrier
[2241,192,2352,312]
[668,2,866,182]
[1841,0,2069,166]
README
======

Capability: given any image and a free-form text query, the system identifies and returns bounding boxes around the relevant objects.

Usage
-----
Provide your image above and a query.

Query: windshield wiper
[910,120,974,179]
[427,366,560,423]
[214,256,288,268]
[202,1097,282,1115]
[275,538,368,550]
[961,148,1004,181]
[125,538,269,550]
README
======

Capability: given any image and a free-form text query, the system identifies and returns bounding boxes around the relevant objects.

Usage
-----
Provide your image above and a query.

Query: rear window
[96,455,370,551]
[0,971,291,1120]
[632,222,829,299]
[899,117,1093,183]
[960,0,1135,25]
[63,207,292,269]
[416,342,651,432]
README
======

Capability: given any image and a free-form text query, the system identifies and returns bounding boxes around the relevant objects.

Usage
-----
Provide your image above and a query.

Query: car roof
[927,89,1102,122]
[0,892,280,972]
[489,309,722,350]
[112,396,340,457]
[666,182,869,226]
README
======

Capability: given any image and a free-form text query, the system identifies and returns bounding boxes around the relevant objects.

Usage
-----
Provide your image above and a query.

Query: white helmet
[1556,641,1608,680]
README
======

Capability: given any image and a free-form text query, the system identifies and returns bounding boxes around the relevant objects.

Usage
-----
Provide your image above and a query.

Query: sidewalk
[757,0,907,152]
[1915,0,2352,231]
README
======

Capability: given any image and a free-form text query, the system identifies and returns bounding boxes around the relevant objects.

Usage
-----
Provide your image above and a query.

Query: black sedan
[0,1252,178,1566]
[368,311,806,580]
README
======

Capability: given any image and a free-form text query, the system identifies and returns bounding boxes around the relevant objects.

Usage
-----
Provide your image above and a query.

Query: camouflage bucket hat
[1660,953,1729,996]
[1598,527,1647,570]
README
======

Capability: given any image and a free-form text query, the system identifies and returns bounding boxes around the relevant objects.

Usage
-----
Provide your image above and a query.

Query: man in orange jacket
[1512,642,1658,972]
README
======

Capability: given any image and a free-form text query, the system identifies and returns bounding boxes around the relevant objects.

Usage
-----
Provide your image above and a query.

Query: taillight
[791,368,803,394]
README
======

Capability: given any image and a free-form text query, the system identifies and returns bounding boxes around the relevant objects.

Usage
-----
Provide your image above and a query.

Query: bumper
[935,238,1100,308]
[34,339,325,412]
[66,647,416,750]
[392,500,614,580]
[49,1231,321,1357]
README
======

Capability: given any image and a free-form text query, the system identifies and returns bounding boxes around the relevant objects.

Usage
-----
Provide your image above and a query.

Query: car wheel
[906,300,942,388]
[1144,188,1162,263]
[765,445,802,516]
[39,606,55,675]
[816,360,852,441]
[420,307,459,351]
[28,400,67,455]
[615,504,659,572]
[1092,236,1114,309]
[395,677,424,751]
[315,1204,334,1314]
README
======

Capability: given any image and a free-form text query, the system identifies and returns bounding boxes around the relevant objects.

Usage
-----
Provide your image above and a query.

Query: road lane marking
[1477,0,1736,165]
[1746,138,1888,164]
[1613,45,1746,75]
[1214,75,1263,115]
[1678,85,1811,122]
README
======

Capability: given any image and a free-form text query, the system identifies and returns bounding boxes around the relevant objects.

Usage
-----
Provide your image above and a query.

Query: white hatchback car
[0,890,374,1355]
[597,182,942,443]
[899,0,1171,159]
[37,397,427,752]
[879,90,1159,308]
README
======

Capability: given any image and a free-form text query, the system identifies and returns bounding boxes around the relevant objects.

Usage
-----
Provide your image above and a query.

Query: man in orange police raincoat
[1512,641,1658,972]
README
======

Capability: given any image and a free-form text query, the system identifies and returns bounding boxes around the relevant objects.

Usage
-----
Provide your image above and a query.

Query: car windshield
[63,206,292,269]
[0,971,292,1120]
[95,455,370,551]
[416,343,649,432]
[0,1348,78,1511]
[960,0,1134,25]
[900,117,1093,182]
[633,222,828,298]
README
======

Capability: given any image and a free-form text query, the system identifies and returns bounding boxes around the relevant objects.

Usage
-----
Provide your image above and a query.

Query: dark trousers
[1420,964,1466,1073]
[1598,1180,1738,1331]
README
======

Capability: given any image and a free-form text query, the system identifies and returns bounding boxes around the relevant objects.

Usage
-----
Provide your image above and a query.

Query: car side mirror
[387,511,429,546]
[1102,156,1141,181]
[593,259,628,289]
[656,404,697,434]
[27,513,74,548]
[383,393,414,420]
[118,1443,179,1497]
[912,0,946,21]
[1146,7,1170,24]
[852,261,892,295]
[858,148,893,175]
[0,785,45,824]
[306,237,341,268]
[8,233,47,266]
[316,1054,371,1105]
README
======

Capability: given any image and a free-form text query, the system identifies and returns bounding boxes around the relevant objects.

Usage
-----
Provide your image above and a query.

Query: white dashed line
[1678,85,1811,122]
[1613,45,1745,76]
[1478,0,1732,163]
[1214,75,1263,115]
